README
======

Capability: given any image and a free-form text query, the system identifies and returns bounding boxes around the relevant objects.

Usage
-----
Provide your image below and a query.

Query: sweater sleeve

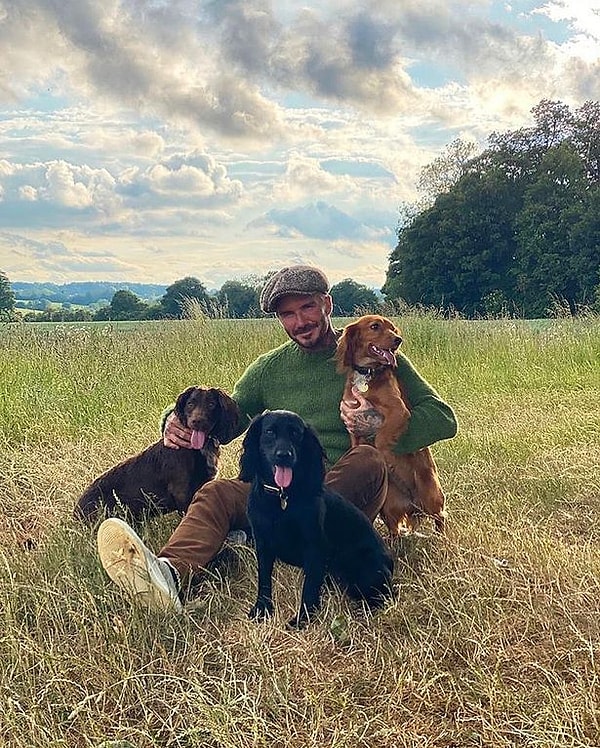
[392,354,458,454]
[159,402,175,434]
[231,354,268,433]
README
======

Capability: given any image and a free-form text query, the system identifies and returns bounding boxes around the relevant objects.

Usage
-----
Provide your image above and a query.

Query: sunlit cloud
[0,0,597,287]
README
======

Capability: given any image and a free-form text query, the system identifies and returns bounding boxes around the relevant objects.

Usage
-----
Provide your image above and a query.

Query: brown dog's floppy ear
[212,388,241,443]
[336,322,359,370]
[239,413,266,483]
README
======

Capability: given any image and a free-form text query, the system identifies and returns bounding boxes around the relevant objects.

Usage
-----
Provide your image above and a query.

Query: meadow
[0,315,599,748]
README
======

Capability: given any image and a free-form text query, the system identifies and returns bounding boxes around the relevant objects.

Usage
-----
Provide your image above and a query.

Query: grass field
[0,315,599,748]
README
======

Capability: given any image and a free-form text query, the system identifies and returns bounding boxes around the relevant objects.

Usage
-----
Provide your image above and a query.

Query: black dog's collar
[263,483,288,510]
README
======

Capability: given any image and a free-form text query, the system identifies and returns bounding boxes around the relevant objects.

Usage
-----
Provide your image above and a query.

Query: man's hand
[163,411,192,449]
[339,387,383,441]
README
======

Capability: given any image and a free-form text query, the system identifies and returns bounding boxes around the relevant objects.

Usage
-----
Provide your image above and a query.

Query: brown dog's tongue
[190,430,206,450]
[274,465,293,488]
[369,343,397,367]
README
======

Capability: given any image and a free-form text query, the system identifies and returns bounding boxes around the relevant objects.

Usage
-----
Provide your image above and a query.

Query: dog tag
[280,495,288,510]
[356,374,370,393]
[353,371,370,393]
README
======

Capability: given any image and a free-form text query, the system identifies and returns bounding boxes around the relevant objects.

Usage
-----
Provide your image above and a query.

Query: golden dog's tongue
[369,343,397,367]
[190,430,206,450]
[274,466,293,488]
[381,349,396,366]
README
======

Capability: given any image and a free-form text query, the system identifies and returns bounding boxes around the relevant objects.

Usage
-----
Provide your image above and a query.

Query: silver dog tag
[354,373,369,393]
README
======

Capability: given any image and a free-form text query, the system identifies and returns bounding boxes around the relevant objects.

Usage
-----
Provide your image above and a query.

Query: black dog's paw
[248,601,273,621]
[286,610,312,630]
[286,616,308,630]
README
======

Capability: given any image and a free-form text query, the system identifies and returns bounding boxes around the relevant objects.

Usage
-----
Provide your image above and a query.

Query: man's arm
[392,354,457,454]
[339,388,383,441]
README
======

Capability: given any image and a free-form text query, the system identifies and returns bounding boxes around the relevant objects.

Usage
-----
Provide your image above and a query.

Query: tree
[514,142,590,316]
[571,100,600,185]
[159,277,209,318]
[217,280,259,317]
[385,98,600,317]
[384,169,522,315]
[330,279,380,316]
[416,138,479,209]
[109,289,148,320]
[0,271,16,321]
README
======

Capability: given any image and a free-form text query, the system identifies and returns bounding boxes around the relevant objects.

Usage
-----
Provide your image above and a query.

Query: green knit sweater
[230,339,457,465]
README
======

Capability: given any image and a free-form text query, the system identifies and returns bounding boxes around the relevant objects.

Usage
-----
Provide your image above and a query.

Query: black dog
[239,409,394,628]
[75,386,240,524]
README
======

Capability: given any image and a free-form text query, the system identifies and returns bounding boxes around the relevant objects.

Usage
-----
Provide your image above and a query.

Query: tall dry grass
[0,316,599,747]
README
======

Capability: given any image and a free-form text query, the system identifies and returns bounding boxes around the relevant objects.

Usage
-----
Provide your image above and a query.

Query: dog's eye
[369,322,380,331]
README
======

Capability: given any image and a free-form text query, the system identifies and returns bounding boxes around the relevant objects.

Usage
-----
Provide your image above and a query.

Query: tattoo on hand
[352,408,383,438]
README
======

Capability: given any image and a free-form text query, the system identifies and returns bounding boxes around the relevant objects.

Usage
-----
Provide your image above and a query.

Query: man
[97,265,457,613]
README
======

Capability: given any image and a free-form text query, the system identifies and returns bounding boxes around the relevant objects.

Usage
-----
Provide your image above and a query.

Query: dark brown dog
[336,315,446,535]
[74,386,240,524]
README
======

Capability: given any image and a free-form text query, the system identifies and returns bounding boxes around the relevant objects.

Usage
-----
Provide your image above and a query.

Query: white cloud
[0,0,598,287]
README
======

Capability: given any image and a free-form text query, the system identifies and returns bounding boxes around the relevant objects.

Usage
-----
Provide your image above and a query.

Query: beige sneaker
[97,518,183,614]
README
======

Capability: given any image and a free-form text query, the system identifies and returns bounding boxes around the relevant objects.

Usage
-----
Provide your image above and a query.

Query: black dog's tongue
[274,465,293,488]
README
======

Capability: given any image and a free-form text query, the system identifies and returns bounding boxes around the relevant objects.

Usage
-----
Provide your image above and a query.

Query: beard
[290,319,332,350]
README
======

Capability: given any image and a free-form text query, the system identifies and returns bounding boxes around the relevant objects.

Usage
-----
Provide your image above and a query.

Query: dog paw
[286,613,311,630]
[248,602,273,621]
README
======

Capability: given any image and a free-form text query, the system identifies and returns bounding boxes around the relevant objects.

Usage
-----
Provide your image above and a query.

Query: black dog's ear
[239,413,266,482]
[298,422,327,495]
[212,388,241,444]
[174,386,197,421]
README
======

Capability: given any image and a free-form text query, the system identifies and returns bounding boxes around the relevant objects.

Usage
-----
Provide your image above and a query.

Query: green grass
[1,316,599,747]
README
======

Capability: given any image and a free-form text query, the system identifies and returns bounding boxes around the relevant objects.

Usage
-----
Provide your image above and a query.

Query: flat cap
[260,265,330,313]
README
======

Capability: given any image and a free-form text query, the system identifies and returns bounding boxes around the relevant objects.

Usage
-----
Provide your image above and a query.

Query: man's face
[276,293,333,349]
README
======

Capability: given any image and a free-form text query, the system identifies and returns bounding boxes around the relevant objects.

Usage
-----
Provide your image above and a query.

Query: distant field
[0,316,599,747]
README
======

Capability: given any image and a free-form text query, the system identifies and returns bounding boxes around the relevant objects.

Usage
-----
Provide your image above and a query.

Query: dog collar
[263,483,288,510]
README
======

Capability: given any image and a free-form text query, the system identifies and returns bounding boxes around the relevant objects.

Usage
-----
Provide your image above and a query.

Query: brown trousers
[159,444,388,580]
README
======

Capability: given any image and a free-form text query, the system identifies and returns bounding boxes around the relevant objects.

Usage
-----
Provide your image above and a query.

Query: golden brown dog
[336,314,445,535]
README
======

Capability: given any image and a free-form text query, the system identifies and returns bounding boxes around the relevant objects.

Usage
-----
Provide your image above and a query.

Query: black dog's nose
[275,448,294,464]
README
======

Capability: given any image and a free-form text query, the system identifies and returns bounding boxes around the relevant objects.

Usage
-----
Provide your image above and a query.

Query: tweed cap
[260,265,330,313]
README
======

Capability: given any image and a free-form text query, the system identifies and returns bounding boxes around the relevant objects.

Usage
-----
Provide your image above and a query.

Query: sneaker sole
[97,518,183,613]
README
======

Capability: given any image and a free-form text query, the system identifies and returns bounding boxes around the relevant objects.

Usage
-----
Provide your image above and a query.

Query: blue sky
[0,0,599,289]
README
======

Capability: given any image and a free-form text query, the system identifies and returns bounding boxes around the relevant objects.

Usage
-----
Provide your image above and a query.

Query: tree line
[0,272,380,322]
[384,99,600,317]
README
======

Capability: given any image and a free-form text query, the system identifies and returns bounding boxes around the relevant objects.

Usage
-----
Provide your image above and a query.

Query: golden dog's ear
[336,322,359,371]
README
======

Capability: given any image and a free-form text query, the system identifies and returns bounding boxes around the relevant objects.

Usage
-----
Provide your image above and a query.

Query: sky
[0,0,599,290]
